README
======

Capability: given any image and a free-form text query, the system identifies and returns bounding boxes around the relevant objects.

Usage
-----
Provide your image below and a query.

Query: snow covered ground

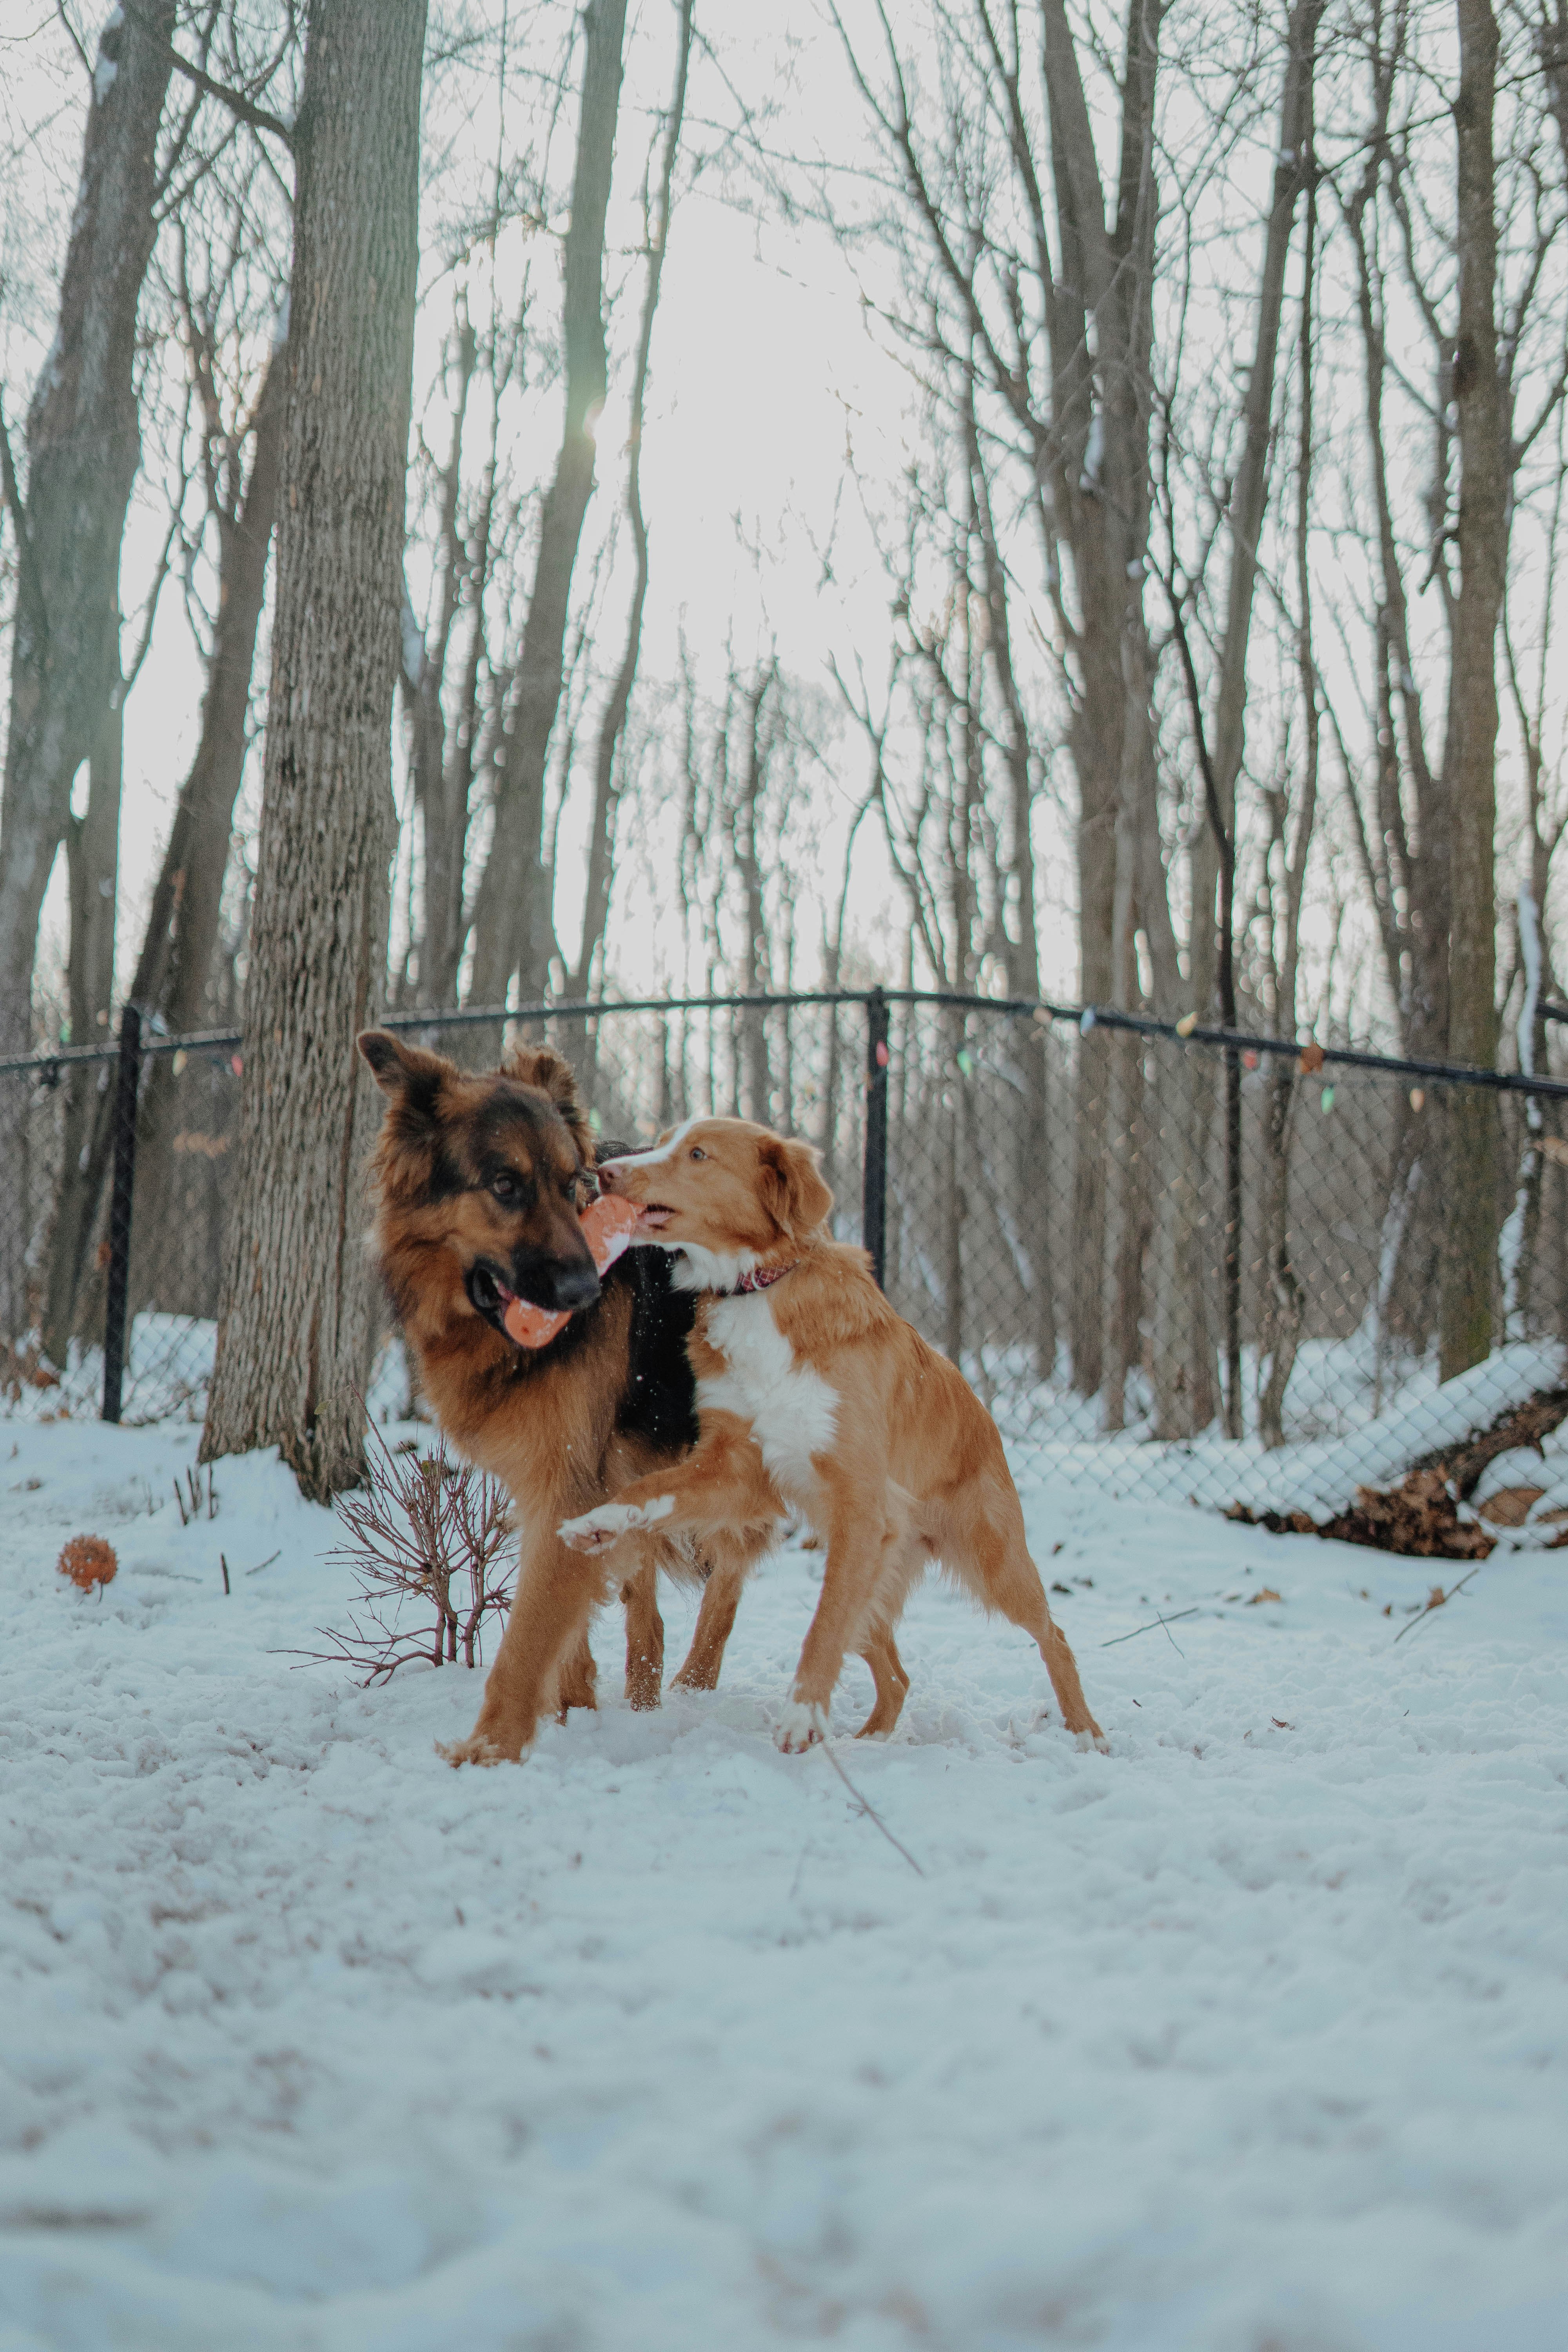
[2,1417,1566,2352]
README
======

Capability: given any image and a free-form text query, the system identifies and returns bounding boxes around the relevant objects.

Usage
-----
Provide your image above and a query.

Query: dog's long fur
[560,1117,1103,1751]
[358,1034,773,1763]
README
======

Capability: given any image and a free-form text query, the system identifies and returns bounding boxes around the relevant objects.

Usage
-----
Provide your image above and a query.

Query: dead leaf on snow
[1476,1484,1546,1527]
[1246,1587,1284,1606]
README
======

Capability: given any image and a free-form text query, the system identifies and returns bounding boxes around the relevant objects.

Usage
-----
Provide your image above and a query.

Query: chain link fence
[5,991,1568,1537]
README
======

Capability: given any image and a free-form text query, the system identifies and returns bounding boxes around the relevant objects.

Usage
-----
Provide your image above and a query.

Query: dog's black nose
[550,1263,601,1311]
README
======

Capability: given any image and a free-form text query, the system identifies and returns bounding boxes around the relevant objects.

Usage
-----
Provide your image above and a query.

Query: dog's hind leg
[936,1482,1104,1748]
[849,1497,928,1738]
[853,1624,910,1739]
[621,1561,665,1710]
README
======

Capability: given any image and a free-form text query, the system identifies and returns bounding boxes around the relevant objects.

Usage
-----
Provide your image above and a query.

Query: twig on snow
[1392,1565,1480,1643]
[1100,1606,1200,1649]
[815,1739,924,1877]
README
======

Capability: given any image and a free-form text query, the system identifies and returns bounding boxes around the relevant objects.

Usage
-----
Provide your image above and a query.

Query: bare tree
[0,0,176,1344]
[570,0,696,1001]
[399,306,481,1010]
[466,0,629,1008]
[831,0,1231,1430]
[42,253,289,1363]
[1439,0,1508,1377]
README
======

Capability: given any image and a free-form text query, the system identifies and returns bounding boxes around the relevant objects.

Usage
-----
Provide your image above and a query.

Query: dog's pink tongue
[502,1296,570,1350]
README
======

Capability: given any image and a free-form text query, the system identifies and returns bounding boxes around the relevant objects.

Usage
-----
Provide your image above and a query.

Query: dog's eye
[689,1147,706,1162]
[490,1170,521,1203]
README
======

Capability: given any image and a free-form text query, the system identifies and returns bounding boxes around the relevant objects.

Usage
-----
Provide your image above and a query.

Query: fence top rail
[0,1025,243,1076]
[7,989,1568,1102]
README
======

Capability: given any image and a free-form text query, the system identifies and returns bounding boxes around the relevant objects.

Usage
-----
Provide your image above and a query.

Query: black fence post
[863,987,889,1289]
[102,1003,143,1424]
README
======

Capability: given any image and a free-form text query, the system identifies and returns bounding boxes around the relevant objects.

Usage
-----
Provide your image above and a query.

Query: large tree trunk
[201,0,426,1499]
[1038,0,1164,1402]
[466,0,628,1008]
[1438,0,1506,1382]
[0,0,174,1346]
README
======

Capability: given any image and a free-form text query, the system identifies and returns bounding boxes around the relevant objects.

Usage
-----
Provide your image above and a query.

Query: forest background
[4,0,1568,1490]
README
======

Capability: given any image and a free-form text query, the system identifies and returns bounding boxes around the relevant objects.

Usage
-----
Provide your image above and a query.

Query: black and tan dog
[358,1031,774,1764]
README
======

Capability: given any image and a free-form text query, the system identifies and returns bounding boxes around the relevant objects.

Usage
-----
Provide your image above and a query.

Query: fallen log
[1226,1384,1568,1559]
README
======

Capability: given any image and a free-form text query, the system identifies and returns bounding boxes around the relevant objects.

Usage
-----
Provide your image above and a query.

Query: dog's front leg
[441,1531,608,1766]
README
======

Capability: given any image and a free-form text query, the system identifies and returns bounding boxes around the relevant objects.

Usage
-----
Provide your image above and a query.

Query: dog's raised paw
[559,1496,675,1554]
[775,1698,828,1754]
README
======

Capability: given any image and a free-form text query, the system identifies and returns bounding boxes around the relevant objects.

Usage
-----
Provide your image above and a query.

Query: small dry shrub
[58,1535,118,1591]
[302,1428,514,1684]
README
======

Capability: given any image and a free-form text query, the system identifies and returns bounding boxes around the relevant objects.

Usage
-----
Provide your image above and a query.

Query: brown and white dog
[559,1116,1104,1752]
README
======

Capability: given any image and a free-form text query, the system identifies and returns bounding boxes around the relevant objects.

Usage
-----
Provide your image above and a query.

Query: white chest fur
[699,1291,838,1493]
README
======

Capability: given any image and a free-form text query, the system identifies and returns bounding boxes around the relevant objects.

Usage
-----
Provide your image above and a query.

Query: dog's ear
[757,1134,833,1240]
[501,1044,593,1162]
[357,1031,451,1123]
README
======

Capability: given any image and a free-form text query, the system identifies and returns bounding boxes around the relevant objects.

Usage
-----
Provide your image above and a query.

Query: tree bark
[1439,0,1506,1381]
[466,0,628,1008]
[1038,0,1169,1401]
[1259,179,1321,1447]
[201,0,426,1498]
[0,0,174,1346]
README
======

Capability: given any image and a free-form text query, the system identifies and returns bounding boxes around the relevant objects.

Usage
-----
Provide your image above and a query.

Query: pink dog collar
[732,1262,797,1294]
